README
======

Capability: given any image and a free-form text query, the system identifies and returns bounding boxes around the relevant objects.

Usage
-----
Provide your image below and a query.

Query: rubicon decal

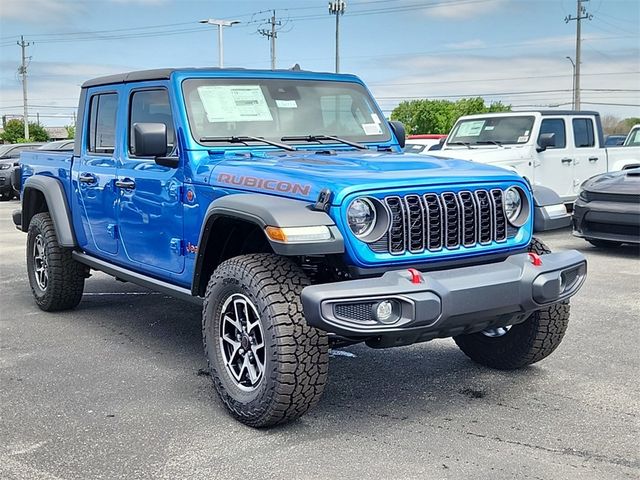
[216,173,311,196]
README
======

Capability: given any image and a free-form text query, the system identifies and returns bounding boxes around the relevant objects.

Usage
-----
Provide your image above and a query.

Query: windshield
[182,78,391,147]
[448,116,535,146]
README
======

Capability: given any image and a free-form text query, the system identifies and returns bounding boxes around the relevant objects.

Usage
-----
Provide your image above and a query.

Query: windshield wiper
[476,140,503,147]
[447,141,473,149]
[281,135,368,150]
[199,135,297,151]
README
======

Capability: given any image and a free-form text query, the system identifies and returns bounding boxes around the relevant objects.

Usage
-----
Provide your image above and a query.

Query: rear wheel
[26,213,86,311]
[202,253,329,427]
[453,237,570,370]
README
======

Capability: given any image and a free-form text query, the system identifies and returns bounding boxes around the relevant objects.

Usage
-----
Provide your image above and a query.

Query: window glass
[88,93,118,154]
[572,118,595,148]
[448,116,534,145]
[129,89,175,155]
[182,78,391,146]
[538,119,566,148]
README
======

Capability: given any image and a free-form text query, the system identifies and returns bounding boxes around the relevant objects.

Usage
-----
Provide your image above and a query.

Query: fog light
[373,300,399,324]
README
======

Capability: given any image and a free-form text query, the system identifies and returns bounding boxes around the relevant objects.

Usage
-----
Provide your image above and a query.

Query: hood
[207,150,525,205]
[429,145,532,164]
[582,168,640,195]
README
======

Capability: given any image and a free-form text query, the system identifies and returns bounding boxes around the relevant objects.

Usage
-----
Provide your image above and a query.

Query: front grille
[376,189,508,255]
[583,191,640,204]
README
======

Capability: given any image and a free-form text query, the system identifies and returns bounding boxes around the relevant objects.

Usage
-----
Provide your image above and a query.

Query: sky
[0,0,638,127]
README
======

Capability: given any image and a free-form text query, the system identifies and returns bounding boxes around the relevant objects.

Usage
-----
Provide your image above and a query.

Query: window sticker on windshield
[457,120,485,137]
[197,85,273,122]
[371,113,381,124]
[275,99,297,109]
[484,126,495,131]
[524,130,530,135]
[362,123,382,135]
[517,135,529,143]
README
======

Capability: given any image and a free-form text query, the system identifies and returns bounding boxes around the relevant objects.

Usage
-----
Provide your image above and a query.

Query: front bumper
[573,197,640,244]
[301,251,586,346]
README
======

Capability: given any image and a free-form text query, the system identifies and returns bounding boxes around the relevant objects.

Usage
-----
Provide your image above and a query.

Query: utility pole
[17,35,31,140]
[258,10,281,70]
[565,0,592,111]
[329,1,346,73]
[199,19,240,68]
[566,56,576,110]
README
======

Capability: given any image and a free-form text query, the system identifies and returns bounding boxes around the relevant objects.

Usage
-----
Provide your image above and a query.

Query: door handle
[78,173,97,184]
[561,158,573,164]
[115,178,136,190]
[589,157,599,162]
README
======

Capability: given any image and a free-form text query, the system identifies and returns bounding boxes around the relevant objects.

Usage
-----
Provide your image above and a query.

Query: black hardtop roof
[81,67,327,88]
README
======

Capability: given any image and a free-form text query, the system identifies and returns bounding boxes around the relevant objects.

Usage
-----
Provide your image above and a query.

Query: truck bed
[19,150,74,202]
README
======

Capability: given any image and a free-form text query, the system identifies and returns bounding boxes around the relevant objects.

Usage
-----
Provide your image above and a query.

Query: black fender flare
[192,193,344,294]
[22,176,77,247]
[531,185,571,232]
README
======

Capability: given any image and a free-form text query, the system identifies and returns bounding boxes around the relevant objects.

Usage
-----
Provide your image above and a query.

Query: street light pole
[566,56,576,110]
[199,19,240,68]
[328,1,346,73]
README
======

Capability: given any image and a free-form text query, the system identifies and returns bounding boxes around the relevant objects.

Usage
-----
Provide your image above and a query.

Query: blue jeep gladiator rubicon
[13,68,587,427]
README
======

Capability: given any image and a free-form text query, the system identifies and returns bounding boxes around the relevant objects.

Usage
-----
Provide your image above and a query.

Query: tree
[601,115,640,135]
[65,124,75,139]
[390,98,511,135]
[0,119,50,143]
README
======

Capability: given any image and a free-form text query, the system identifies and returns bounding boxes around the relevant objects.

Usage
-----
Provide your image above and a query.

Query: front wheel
[202,254,329,427]
[453,237,570,370]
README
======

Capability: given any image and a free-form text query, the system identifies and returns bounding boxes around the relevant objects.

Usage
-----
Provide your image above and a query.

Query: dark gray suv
[0,143,41,200]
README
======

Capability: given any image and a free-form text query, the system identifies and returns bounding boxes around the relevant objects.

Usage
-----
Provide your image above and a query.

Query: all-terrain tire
[453,237,570,370]
[586,238,622,249]
[202,253,329,428]
[26,212,86,311]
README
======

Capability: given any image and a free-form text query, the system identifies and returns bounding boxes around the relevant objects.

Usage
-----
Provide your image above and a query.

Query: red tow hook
[407,268,424,284]
[528,252,543,266]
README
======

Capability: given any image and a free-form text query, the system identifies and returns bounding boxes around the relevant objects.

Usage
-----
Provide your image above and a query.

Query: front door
[117,86,184,274]
[570,117,606,193]
[534,117,576,202]
[74,91,120,256]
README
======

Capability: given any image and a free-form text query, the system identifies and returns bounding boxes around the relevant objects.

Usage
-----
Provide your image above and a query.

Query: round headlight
[503,186,530,227]
[504,187,522,222]
[347,198,376,238]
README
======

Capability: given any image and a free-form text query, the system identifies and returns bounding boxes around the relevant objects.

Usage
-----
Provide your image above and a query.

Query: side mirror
[537,132,556,152]
[389,121,406,148]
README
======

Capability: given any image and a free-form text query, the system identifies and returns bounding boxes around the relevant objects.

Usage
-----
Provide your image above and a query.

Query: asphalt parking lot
[0,199,638,480]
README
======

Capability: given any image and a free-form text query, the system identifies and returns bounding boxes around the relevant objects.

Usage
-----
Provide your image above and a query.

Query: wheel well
[22,188,48,231]
[195,216,273,296]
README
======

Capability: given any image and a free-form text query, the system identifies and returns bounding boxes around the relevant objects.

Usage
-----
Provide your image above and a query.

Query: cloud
[0,0,75,21]
[368,51,640,119]
[444,39,487,50]
[425,0,507,19]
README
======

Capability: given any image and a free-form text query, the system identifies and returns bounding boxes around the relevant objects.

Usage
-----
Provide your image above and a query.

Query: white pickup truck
[430,111,640,206]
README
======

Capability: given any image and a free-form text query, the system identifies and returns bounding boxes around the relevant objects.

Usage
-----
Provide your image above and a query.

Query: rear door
[571,117,606,191]
[534,117,575,201]
[74,90,120,256]
[116,85,184,274]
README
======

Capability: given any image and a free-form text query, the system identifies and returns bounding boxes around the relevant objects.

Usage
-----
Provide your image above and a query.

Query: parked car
[573,168,640,247]
[623,124,640,147]
[14,67,587,427]
[38,139,75,150]
[430,111,640,205]
[0,143,42,200]
[404,134,447,153]
[604,135,626,147]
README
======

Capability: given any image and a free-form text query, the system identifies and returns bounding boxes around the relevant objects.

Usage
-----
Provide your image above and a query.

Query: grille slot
[334,302,376,323]
[375,189,511,255]
[385,196,406,254]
